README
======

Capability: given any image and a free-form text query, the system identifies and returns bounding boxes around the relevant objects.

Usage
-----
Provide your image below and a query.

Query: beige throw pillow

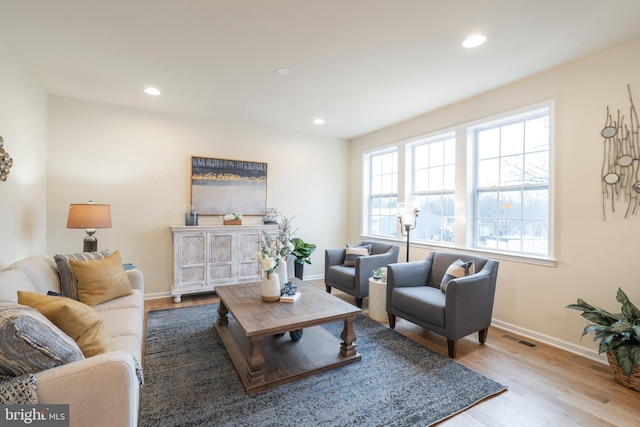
[69,250,133,306]
[440,259,475,292]
[17,291,114,358]
[343,245,371,267]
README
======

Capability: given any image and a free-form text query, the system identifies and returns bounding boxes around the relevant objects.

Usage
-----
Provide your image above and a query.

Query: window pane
[524,151,549,184]
[500,155,523,185]
[501,122,524,156]
[525,117,549,153]
[499,190,522,218]
[474,108,550,256]
[410,134,456,244]
[367,149,398,238]
[477,190,498,218]
[523,189,548,220]
[477,158,499,187]
[477,128,500,160]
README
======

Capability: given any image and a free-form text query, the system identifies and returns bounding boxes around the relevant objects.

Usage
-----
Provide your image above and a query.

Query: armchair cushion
[343,244,371,267]
[440,259,475,292]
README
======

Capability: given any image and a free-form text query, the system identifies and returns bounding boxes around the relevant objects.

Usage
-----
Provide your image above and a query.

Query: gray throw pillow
[54,250,112,300]
[0,300,84,376]
[440,259,475,292]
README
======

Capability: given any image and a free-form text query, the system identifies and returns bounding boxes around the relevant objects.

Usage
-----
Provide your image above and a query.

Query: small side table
[368,277,388,322]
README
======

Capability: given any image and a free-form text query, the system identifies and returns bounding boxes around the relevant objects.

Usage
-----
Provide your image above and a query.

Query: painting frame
[190,156,268,216]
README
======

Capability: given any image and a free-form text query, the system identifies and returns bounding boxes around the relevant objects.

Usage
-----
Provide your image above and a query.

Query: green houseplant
[567,288,640,391]
[289,237,316,280]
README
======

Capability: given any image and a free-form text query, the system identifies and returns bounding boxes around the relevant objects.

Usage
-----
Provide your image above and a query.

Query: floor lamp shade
[66,203,112,252]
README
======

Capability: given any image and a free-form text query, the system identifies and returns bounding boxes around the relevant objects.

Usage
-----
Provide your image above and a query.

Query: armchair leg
[479,327,489,344]
[325,285,331,294]
[355,298,363,308]
[447,339,457,358]
[388,314,396,329]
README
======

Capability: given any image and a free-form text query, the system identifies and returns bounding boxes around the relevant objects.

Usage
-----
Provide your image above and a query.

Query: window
[472,108,550,256]
[361,102,553,261]
[365,149,398,237]
[410,134,456,243]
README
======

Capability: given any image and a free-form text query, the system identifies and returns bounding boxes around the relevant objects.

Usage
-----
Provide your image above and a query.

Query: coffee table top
[215,280,361,336]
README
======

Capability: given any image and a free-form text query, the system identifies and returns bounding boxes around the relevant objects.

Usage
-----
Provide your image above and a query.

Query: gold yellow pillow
[17,291,114,357]
[69,250,133,306]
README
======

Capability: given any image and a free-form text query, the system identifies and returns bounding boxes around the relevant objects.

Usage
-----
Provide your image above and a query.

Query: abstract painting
[191,157,267,215]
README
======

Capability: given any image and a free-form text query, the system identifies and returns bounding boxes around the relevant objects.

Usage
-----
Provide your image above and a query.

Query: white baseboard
[491,318,607,365]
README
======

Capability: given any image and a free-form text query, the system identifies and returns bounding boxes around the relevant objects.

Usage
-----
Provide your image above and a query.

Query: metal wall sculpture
[0,136,13,182]
[601,85,640,220]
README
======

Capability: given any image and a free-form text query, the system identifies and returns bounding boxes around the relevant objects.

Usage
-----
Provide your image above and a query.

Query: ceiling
[1,1,640,140]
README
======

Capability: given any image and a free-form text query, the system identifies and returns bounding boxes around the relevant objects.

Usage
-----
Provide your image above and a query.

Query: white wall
[349,39,640,359]
[0,43,48,267]
[47,97,348,296]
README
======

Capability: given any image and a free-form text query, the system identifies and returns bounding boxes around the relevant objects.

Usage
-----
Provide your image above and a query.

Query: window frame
[360,101,555,265]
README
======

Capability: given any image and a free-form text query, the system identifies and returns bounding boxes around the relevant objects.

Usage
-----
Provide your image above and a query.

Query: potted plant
[567,288,640,391]
[289,237,316,280]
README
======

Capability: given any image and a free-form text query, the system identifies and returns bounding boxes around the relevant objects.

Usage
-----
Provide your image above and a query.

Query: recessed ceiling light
[275,68,290,75]
[313,118,325,125]
[144,87,161,96]
[462,34,486,48]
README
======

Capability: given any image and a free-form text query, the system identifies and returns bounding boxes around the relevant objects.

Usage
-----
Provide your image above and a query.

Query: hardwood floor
[144,279,640,427]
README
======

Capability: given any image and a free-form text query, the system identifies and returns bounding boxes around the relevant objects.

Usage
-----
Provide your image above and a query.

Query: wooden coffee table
[214,280,362,394]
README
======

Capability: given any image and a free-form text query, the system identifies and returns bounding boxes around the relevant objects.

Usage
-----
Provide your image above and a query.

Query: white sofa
[0,254,144,427]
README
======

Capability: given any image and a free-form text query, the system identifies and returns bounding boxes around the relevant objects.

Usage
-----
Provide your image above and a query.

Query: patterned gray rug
[140,303,506,427]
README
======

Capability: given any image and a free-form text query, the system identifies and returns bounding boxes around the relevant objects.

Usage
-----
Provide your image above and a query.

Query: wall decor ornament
[601,85,640,220]
[0,136,14,182]
[190,157,267,216]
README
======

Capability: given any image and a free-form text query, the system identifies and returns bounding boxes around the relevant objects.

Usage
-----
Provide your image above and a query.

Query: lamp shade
[66,204,112,229]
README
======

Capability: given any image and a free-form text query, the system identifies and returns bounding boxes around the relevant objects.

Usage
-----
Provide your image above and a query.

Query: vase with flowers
[255,250,281,302]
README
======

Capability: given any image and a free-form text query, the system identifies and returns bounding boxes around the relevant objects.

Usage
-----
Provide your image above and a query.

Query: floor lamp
[398,202,419,262]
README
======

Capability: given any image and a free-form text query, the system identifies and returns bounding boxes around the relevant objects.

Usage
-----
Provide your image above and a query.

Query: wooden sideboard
[170,224,277,302]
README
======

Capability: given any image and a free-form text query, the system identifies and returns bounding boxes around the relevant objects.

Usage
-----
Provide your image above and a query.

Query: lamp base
[84,229,98,252]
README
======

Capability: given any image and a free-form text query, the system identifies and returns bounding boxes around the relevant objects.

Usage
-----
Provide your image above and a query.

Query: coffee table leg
[216,301,229,327]
[340,314,358,357]
[247,335,265,385]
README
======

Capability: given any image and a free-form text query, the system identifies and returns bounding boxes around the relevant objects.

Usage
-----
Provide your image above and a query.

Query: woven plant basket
[606,350,640,392]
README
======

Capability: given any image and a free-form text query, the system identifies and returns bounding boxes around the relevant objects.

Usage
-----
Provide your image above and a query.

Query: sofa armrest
[126,268,144,293]
[35,351,139,427]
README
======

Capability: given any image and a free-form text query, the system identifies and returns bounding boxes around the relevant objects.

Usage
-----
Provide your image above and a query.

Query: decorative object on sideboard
[191,156,267,215]
[290,237,316,280]
[397,199,420,262]
[222,213,242,225]
[567,288,640,392]
[66,201,112,252]
[185,205,198,226]
[601,84,640,220]
[0,136,14,182]
[262,207,279,224]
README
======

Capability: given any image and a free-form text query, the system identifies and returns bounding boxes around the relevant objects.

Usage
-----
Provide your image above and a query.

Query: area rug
[139,304,506,427]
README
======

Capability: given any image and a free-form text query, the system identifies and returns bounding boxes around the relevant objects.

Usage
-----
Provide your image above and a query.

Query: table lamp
[66,201,112,252]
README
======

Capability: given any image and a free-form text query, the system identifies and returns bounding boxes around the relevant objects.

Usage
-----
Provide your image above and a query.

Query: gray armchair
[386,251,499,357]
[325,241,400,308]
